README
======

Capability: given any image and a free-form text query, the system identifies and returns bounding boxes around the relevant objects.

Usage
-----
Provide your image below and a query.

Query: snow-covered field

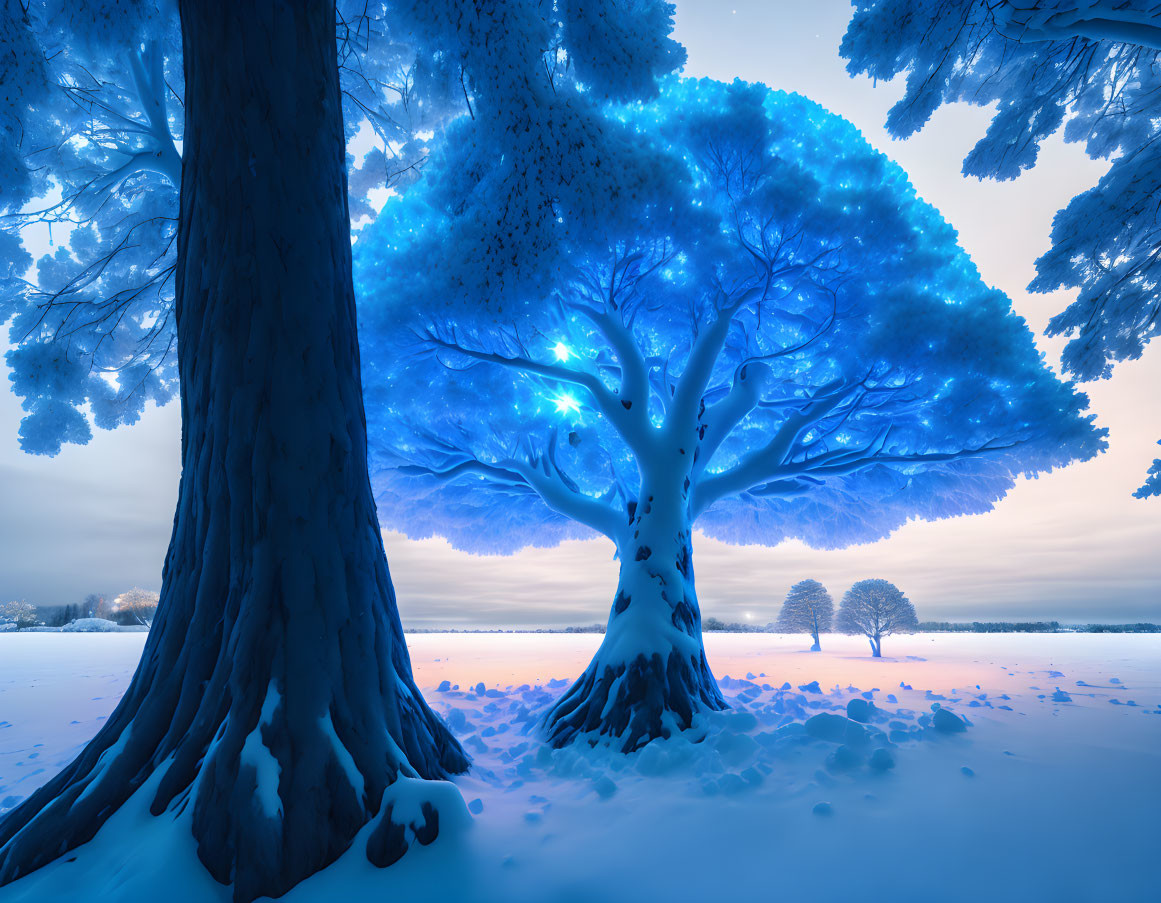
[0,632,1158,902]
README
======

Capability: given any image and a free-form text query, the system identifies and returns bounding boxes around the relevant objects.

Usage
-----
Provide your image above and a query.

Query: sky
[0,1,1158,626]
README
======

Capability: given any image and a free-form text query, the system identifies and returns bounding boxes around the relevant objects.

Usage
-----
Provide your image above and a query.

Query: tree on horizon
[776,579,834,651]
[837,578,918,657]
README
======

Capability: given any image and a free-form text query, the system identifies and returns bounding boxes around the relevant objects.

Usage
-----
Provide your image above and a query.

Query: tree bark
[0,5,467,901]
[544,472,726,751]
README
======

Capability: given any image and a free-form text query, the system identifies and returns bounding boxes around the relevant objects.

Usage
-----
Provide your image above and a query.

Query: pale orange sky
[0,1,1158,624]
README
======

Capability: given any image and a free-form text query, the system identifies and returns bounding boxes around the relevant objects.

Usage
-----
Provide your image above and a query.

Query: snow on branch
[992,1,1161,51]
[421,327,654,456]
[398,448,625,541]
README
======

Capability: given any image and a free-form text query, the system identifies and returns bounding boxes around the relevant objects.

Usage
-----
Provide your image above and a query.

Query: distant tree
[81,593,105,619]
[358,78,1105,751]
[1083,622,1161,633]
[111,588,160,628]
[776,579,834,651]
[837,579,918,657]
[918,620,1063,633]
[842,0,1161,496]
[45,604,78,627]
[0,601,38,630]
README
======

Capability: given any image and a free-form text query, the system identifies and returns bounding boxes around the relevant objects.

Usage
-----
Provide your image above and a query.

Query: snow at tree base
[841,0,1161,494]
[356,77,1106,751]
[0,632,1157,902]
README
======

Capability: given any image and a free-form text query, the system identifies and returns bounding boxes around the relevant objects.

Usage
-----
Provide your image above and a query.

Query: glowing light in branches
[553,342,571,362]
[553,393,581,415]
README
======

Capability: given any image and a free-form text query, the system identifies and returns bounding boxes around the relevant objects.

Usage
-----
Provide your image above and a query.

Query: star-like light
[553,342,571,362]
[554,393,580,415]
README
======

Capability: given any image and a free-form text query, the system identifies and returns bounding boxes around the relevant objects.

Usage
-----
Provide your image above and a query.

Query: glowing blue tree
[842,0,1161,496]
[356,79,1107,751]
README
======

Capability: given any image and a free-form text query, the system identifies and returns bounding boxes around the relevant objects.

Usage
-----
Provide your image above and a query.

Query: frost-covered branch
[992,1,1161,51]
[667,285,763,434]
[694,363,771,472]
[423,331,653,455]
[127,42,181,184]
[697,429,1020,513]
[399,453,624,541]
[668,247,840,440]
[692,380,855,514]
[579,307,651,423]
[781,439,1019,480]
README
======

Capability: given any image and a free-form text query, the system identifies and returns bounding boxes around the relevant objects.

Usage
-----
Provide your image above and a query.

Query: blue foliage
[0,2,182,454]
[355,78,1107,555]
[842,0,1161,495]
[1133,445,1161,500]
[561,0,686,101]
[6,1,664,453]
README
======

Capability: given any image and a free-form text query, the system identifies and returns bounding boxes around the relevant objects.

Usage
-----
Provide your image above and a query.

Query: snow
[318,708,365,804]
[0,631,1158,901]
[60,618,120,632]
[240,682,283,820]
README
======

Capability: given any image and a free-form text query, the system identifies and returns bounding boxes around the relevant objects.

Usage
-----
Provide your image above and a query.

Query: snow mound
[61,618,119,632]
[421,666,983,814]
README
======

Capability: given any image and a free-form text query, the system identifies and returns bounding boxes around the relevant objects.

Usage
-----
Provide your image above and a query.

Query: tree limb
[423,331,653,456]
[398,455,624,541]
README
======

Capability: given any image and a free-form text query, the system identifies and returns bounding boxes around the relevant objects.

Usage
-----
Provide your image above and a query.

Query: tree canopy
[842,0,1161,495]
[0,600,37,629]
[356,77,1107,557]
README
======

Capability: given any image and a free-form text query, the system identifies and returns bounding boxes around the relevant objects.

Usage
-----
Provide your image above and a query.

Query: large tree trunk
[0,5,467,901]
[544,474,727,751]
